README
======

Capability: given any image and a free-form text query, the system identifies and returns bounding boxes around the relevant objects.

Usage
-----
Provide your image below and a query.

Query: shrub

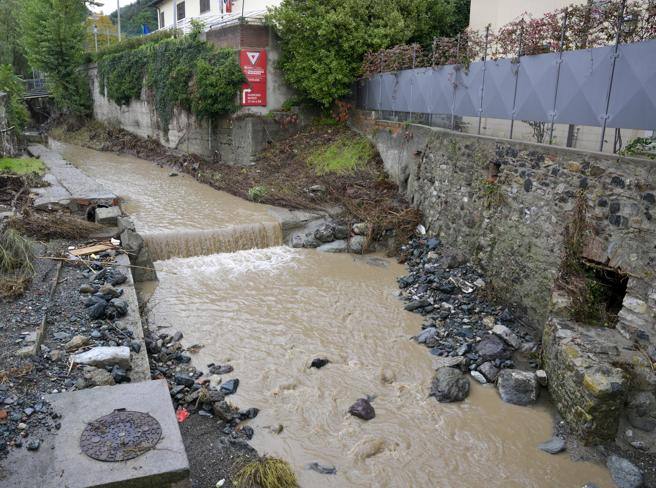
[247,185,267,202]
[0,228,34,298]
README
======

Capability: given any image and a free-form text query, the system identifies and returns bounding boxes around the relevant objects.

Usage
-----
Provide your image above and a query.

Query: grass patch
[234,457,298,488]
[0,229,35,298]
[247,185,267,202]
[0,158,45,175]
[307,135,374,176]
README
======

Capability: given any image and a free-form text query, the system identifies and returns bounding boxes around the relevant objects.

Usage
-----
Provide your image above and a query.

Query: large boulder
[476,335,511,362]
[606,455,643,488]
[430,367,470,403]
[497,370,539,406]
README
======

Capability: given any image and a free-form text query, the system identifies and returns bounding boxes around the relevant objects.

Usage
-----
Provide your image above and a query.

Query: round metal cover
[80,410,162,462]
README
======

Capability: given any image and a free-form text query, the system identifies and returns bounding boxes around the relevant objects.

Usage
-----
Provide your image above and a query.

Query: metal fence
[356,38,656,151]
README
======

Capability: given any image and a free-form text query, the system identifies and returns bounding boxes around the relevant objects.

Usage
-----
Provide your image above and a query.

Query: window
[200,0,210,14]
[159,11,165,28]
[177,1,185,21]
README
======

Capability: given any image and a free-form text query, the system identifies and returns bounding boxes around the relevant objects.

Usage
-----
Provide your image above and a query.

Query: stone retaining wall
[0,91,16,156]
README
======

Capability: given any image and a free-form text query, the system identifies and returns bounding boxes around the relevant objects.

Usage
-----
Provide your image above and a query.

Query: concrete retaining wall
[89,65,306,165]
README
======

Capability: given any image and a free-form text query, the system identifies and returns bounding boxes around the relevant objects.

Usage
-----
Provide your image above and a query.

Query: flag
[142,24,151,35]
[225,0,232,13]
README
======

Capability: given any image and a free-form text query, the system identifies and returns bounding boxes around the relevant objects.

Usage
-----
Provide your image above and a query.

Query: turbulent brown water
[58,142,613,487]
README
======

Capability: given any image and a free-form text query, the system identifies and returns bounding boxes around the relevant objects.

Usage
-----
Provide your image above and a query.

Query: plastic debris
[175,407,190,423]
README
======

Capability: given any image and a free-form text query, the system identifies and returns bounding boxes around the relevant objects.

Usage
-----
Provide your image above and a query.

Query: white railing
[158,9,268,35]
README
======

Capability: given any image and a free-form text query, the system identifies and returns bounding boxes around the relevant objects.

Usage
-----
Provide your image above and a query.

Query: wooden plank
[70,243,113,256]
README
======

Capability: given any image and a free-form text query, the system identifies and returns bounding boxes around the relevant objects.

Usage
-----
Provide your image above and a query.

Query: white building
[469,0,587,31]
[150,0,281,32]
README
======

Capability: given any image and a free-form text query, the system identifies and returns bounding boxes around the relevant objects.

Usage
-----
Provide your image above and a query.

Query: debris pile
[398,236,543,403]
[146,330,259,441]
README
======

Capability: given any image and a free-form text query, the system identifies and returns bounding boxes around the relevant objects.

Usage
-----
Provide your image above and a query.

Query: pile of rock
[145,330,259,440]
[291,222,368,254]
[399,237,542,406]
[0,393,60,454]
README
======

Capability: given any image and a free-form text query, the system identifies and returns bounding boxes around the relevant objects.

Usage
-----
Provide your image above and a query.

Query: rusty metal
[80,410,162,462]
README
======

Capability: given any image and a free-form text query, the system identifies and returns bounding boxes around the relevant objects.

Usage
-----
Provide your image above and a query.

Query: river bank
[0,132,643,486]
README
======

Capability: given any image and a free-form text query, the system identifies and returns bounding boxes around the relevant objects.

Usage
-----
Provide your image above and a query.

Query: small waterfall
[143,222,283,262]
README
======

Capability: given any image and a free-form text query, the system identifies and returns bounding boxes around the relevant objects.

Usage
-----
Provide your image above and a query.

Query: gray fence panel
[553,45,610,127]
[513,51,559,124]
[358,39,656,131]
[454,64,483,118]
[607,39,656,130]
[483,58,517,119]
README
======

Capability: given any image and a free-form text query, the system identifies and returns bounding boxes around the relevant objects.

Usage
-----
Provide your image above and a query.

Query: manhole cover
[80,410,162,462]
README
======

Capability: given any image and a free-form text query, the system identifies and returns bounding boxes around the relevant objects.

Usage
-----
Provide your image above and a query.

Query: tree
[0,0,30,76]
[269,0,408,108]
[19,0,92,116]
[268,0,467,108]
[85,15,119,51]
[0,64,29,134]
[109,0,158,38]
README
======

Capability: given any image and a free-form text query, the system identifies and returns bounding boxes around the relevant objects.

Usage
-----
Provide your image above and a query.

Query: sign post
[240,49,267,107]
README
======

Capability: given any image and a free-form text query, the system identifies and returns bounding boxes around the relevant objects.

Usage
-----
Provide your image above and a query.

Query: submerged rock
[606,455,643,488]
[348,398,376,420]
[317,240,348,253]
[497,370,539,406]
[306,462,337,475]
[430,367,470,403]
[538,437,566,454]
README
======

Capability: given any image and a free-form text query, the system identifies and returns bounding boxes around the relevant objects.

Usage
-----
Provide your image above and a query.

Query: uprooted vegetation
[8,210,101,240]
[51,121,422,253]
[0,228,35,298]
[234,457,298,488]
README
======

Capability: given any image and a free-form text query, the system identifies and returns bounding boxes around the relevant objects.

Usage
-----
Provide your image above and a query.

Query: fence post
[450,35,461,130]
[509,23,524,140]
[378,51,384,120]
[549,9,569,145]
[409,45,417,123]
[477,25,490,135]
[599,0,626,152]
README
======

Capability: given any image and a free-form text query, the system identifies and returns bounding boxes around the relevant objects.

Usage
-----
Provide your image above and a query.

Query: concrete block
[1,380,189,488]
[95,206,122,225]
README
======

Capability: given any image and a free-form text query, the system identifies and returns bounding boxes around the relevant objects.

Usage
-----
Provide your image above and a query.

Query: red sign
[240,49,267,107]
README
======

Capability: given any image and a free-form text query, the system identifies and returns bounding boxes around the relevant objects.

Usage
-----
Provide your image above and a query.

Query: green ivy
[97,34,245,133]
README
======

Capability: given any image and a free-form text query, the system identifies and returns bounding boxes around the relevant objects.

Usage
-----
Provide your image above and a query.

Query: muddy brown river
[58,142,613,487]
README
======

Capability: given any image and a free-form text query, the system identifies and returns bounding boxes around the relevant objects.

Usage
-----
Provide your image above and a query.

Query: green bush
[97,35,245,132]
[268,0,468,108]
[247,185,268,202]
[0,65,29,134]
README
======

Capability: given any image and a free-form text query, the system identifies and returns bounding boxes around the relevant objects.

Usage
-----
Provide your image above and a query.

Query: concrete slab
[28,144,118,210]
[95,206,122,225]
[0,380,189,488]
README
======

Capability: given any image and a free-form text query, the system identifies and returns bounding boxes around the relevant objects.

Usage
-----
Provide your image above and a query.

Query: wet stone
[538,437,566,454]
[430,367,470,403]
[310,358,330,369]
[348,398,375,420]
[606,455,643,488]
[306,462,337,475]
[220,379,239,395]
[497,370,539,406]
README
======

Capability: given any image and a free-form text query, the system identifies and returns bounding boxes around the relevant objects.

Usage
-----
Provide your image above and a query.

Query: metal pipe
[549,9,568,145]
[509,23,524,139]
[477,25,490,135]
[378,51,384,119]
[599,0,626,152]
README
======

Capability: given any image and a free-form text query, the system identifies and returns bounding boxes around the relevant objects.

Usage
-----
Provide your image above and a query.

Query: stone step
[1,380,190,488]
